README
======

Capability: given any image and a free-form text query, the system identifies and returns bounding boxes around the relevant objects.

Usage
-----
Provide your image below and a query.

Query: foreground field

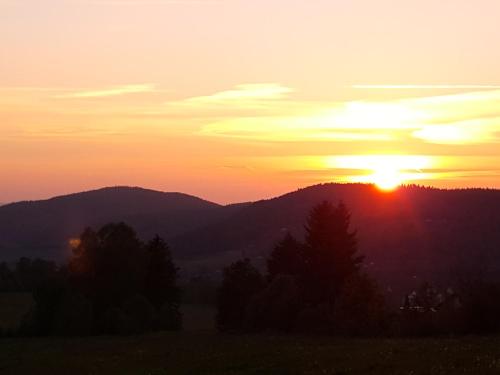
[1,332,500,374]
[0,293,33,330]
[2,297,500,374]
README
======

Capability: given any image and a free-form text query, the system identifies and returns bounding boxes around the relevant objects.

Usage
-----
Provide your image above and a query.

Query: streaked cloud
[197,87,500,146]
[413,119,500,145]
[352,85,500,90]
[177,84,293,105]
[86,0,222,5]
[3,81,500,197]
[201,120,396,142]
[55,84,156,99]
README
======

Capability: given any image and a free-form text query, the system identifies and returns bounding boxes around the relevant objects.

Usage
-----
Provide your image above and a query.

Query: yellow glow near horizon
[2,80,500,203]
[328,155,433,189]
[371,169,403,191]
[2,0,500,204]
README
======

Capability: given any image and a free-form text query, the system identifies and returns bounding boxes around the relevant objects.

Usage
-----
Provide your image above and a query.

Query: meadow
[2,330,500,374]
[1,296,500,375]
[0,293,33,331]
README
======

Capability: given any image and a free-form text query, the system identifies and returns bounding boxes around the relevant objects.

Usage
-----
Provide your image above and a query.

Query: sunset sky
[1,0,500,204]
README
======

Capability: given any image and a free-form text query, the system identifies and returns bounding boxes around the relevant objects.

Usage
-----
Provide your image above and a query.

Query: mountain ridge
[1,183,500,299]
[0,186,228,261]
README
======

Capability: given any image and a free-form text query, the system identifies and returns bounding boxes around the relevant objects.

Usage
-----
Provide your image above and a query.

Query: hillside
[1,183,500,298]
[0,187,228,261]
[171,183,500,298]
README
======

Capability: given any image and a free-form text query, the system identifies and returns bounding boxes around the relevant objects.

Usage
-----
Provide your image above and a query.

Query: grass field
[1,332,500,374]
[0,293,33,331]
[2,296,500,374]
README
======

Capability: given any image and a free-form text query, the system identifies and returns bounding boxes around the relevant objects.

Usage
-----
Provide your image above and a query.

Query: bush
[122,294,156,334]
[461,281,500,334]
[246,275,301,332]
[294,304,333,334]
[157,303,183,331]
[101,307,131,335]
[53,292,93,336]
[333,274,387,336]
[24,277,67,336]
[216,259,264,332]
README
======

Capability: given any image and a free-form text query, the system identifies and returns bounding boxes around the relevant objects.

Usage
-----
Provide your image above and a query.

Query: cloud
[1,125,126,140]
[55,84,156,99]
[200,119,398,142]
[197,87,500,146]
[4,82,500,150]
[412,119,500,145]
[159,83,298,119]
[352,84,500,90]
[177,84,293,105]
[86,0,222,5]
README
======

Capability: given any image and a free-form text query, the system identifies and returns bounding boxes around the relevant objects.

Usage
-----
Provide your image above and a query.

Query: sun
[371,167,403,191]
[327,154,432,190]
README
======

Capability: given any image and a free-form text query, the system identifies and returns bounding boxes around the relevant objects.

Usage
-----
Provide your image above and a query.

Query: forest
[1,200,499,338]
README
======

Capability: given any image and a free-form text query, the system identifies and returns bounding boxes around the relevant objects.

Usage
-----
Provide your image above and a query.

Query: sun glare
[327,155,432,190]
[370,167,402,191]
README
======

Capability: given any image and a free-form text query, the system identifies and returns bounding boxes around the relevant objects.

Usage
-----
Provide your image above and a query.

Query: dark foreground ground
[1,297,500,374]
[1,332,500,374]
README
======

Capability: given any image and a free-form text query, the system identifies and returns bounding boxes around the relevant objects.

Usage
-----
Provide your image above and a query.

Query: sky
[1,0,500,204]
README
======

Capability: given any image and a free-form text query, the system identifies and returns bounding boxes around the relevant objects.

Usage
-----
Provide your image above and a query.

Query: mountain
[1,183,500,301]
[171,183,500,300]
[0,187,233,261]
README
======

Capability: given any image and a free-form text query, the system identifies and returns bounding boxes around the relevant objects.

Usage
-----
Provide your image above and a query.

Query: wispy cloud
[196,86,500,146]
[159,83,298,119]
[5,82,499,147]
[55,84,156,99]
[201,120,397,142]
[86,0,222,5]
[412,119,500,145]
[352,84,500,90]
[179,84,293,105]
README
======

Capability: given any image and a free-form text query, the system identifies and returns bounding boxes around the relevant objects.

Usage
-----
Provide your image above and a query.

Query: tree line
[2,200,500,337]
[0,258,57,292]
[216,201,500,336]
[216,201,386,335]
[3,223,181,336]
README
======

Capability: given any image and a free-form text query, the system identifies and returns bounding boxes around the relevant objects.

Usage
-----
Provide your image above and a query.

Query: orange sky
[1,0,500,204]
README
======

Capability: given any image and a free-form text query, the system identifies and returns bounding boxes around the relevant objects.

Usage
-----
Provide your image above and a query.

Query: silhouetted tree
[461,280,500,334]
[302,201,363,308]
[267,232,303,282]
[333,273,387,335]
[216,259,264,332]
[144,235,182,330]
[30,222,185,336]
[22,275,68,336]
[246,275,301,332]
[12,257,57,291]
[69,223,146,329]
[52,291,93,337]
[0,262,16,291]
[122,294,156,334]
[144,235,180,310]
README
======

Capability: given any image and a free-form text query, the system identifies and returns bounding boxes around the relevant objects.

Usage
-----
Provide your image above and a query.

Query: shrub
[53,292,93,336]
[157,303,183,331]
[216,259,264,332]
[122,294,156,334]
[333,273,387,336]
[246,275,301,332]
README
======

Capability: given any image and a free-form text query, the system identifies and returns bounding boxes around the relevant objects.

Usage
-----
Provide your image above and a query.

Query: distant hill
[170,183,500,299]
[0,187,233,261]
[1,183,500,300]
